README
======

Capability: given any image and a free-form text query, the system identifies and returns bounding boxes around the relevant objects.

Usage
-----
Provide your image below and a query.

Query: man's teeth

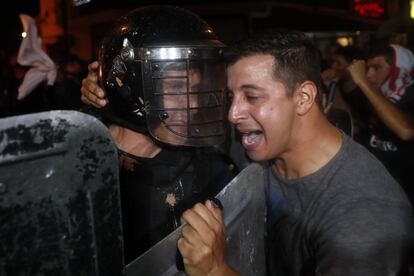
[242,131,262,145]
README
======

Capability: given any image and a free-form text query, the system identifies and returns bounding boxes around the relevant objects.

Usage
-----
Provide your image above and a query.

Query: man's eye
[246,95,259,101]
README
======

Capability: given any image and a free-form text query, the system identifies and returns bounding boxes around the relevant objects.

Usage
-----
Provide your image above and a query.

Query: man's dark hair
[368,46,393,65]
[335,46,366,63]
[225,30,323,107]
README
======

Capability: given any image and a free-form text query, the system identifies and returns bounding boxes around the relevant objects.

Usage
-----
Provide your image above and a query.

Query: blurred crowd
[321,41,414,205]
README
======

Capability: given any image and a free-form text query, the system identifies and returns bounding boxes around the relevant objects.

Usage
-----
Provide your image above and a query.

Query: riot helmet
[98,5,227,147]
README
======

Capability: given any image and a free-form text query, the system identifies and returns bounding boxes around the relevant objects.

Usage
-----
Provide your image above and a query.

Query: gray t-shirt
[265,134,413,276]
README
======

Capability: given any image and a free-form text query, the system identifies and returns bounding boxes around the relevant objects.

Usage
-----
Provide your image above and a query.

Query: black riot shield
[126,163,266,276]
[0,111,124,276]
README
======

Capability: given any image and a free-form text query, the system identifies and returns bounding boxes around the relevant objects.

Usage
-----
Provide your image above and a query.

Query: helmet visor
[145,57,227,146]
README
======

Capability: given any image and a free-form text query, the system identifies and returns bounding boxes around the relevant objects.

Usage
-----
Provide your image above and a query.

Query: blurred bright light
[337,37,350,47]
[72,0,91,6]
[411,0,414,19]
[21,32,27,38]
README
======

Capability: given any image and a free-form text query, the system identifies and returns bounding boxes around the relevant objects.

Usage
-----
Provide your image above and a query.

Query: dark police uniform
[118,146,235,263]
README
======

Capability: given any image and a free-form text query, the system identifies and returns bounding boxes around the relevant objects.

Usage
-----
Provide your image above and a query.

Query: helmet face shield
[142,47,227,146]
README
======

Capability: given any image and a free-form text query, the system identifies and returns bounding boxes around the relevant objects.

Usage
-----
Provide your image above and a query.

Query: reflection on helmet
[98,5,227,147]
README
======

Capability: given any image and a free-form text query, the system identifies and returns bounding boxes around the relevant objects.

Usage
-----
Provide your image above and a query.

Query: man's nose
[366,68,375,80]
[228,97,247,124]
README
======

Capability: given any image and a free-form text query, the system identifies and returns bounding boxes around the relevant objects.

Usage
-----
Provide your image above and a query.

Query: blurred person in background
[348,44,414,204]
[322,45,372,144]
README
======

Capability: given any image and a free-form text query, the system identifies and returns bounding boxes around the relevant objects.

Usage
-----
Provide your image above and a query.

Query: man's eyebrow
[369,64,381,69]
[240,84,265,91]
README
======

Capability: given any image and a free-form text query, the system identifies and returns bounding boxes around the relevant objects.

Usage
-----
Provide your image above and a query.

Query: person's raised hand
[81,61,107,108]
[348,59,368,86]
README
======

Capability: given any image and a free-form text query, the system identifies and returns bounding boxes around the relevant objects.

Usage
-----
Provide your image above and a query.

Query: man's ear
[294,81,317,115]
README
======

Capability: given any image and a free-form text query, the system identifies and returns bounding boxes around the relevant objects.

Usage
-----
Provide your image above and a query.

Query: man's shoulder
[337,135,385,174]
[319,138,413,238]
[324,136,409,203]
[341,136,390,172]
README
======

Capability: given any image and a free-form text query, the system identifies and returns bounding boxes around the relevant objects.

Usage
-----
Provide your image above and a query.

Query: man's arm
[348,60,414,141]
[178,200,238,276]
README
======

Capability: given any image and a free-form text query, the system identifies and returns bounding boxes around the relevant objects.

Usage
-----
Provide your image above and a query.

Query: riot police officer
[80,5,237,263]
